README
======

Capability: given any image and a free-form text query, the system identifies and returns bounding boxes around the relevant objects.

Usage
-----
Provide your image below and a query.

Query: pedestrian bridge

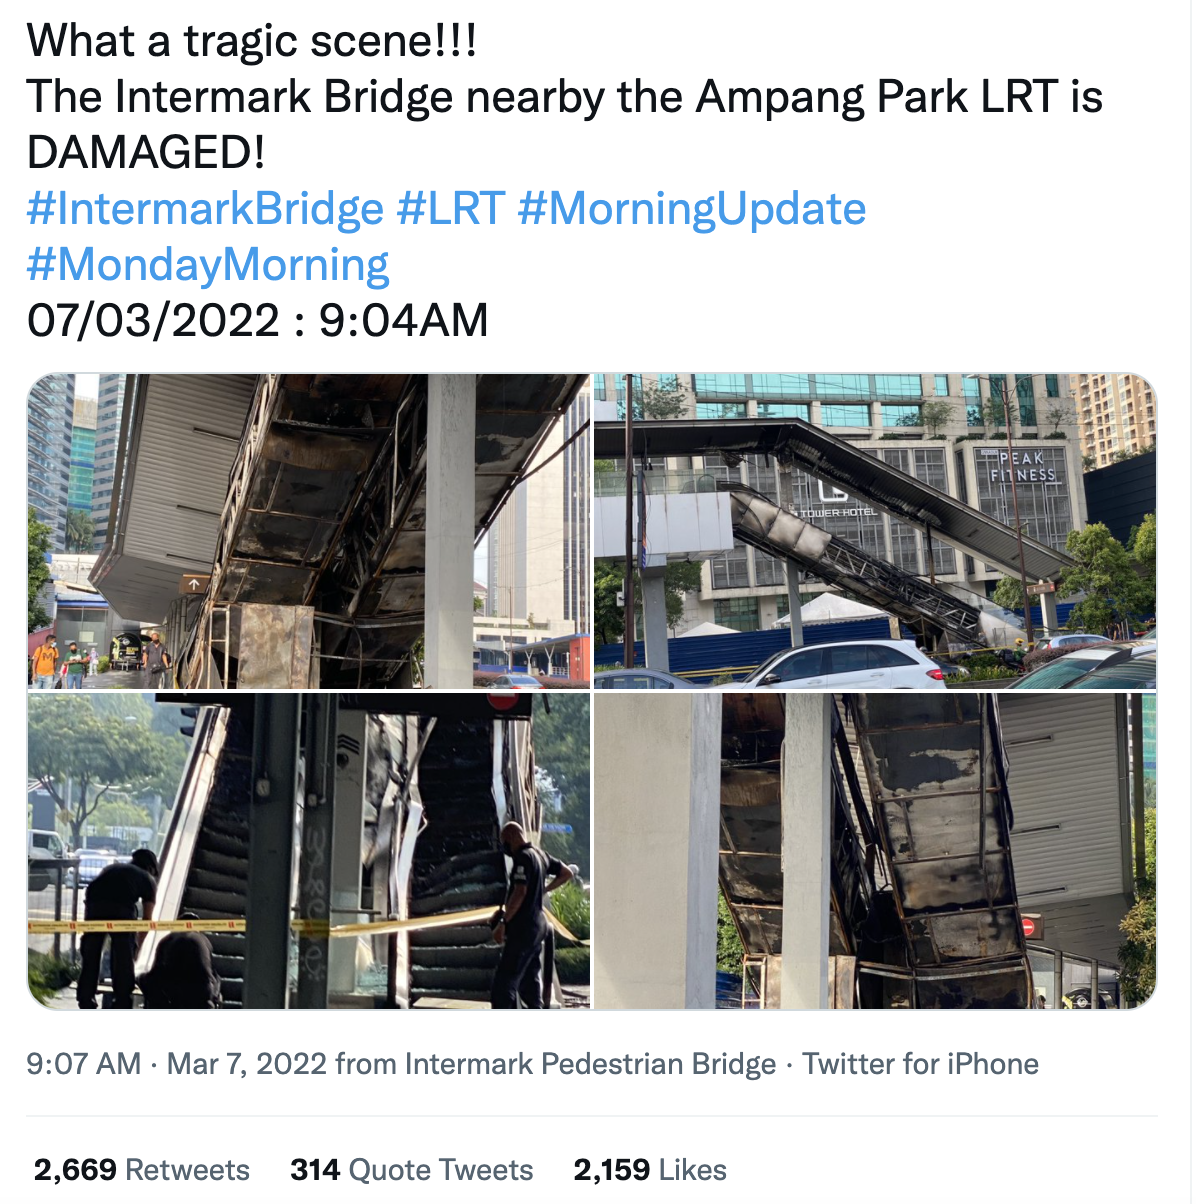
[91,373,585,687]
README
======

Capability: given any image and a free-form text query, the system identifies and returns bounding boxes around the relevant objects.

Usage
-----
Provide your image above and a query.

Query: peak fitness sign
[976,448,1063,486]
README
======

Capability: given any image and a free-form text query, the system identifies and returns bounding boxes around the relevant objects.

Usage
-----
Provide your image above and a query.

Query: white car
[1034,633,1109,651]
[712,639,949,691]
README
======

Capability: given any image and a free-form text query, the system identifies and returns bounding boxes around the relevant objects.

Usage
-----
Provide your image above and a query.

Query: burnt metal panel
[236,604,315,688]
[852,694,1031,1006]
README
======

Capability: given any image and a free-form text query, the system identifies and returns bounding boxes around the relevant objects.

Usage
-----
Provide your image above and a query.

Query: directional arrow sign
[178,573,212,595]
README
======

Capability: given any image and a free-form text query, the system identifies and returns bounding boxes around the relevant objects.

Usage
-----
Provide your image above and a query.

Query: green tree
[1059,522,1151,631]
[535,695,590,878]
[717,889,745,973]
[28,507,52,631]
[65,507,95,553]
[1118,807,1156,1005]
[593,559,704,647]
[28,699,171,848]
[1130,513,1156,595]
[982,395,1008,431]
[1081,454,1097,471]
[1044,403,1074,434]
[918,399,955,437]
[991,575,1025,613]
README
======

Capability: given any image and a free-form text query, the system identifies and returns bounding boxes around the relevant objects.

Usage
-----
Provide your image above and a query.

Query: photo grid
[26,372,1155,1010]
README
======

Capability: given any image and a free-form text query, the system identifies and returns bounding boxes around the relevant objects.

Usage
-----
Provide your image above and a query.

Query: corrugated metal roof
[595,416,1074,580]
[91,374,257,620]
[999,693,1130,903]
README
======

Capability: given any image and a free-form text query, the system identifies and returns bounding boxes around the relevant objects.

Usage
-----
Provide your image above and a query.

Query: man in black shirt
[142,631,171,687]
[490,822,573,1009]
[139,912,222,1009]
[76,849,159,1010]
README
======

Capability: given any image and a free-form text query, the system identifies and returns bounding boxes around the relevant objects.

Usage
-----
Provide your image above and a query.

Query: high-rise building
[91,373,127,548]
[487,384,591,639]
[27,373,75,551]
[1071,373,1157,469]
[68,396,97,544]
[594,372,1087,634]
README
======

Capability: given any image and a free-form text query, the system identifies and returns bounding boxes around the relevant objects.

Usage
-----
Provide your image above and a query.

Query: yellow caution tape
[292,906,499,938]
[29,907,499,939]
[28,919,246,935]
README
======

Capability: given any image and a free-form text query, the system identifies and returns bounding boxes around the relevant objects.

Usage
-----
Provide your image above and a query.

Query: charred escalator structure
[153,373,586,687]
[725,485,985,648]
[141,696,545,1007]
[718,693,1033,1008]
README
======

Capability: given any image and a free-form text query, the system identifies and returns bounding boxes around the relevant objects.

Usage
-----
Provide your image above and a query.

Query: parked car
[932,658,970,680]
[1008,641,1156,690]
[594,669,698,689]
[27,829,69,892]
[65,851,119,889]
[711,639,948,691]
[490,673,545,690]
[1033,633,1109,651]
[1066,651,1156,690]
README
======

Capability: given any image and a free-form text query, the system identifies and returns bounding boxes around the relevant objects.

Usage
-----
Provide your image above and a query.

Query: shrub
[28,951,76,1004]
[1044,431,1068,439]
[97,655,110,674]
[555,946,590,985]
[549,880,590,941]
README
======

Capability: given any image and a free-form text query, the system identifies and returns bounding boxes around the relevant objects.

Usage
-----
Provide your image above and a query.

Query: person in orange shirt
[30,636,58,689]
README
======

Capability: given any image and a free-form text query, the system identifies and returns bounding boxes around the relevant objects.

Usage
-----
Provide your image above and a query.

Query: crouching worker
[138,912,222,1009]
[76,849,159,1010]
[490,822,573,1009]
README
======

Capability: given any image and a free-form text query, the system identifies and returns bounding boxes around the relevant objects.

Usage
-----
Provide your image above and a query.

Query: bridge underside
[92,373,585,686]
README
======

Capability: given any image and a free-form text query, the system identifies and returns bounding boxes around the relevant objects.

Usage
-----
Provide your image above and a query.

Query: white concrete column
[425,374,476,688]
[1040,588,1060,636]
[780,693,833,1010]
[593,694,721,1009]
[329,710,368,994]
[641,560,670,670]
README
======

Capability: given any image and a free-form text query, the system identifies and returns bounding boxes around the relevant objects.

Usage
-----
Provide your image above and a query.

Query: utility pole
[999,375,1036,645]
[623,374,636,668]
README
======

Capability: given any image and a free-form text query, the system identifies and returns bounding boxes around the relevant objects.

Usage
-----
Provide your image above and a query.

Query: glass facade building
[91,373,126,549]
[27,374,75,552]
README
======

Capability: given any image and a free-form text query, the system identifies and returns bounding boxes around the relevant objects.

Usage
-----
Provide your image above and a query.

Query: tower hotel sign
[975,447,1064,486]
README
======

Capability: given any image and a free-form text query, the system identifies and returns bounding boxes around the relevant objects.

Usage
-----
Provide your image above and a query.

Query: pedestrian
[489,822,573,1009]
[141,631,171,687]
[30,635,58,690]
[138,912,222,1009]
[63,641,87,690]
[88,647,98,677]
[76,849,159,1010]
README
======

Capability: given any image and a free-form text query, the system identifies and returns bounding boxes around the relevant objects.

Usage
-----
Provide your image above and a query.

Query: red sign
[1021,914,1044,939]
[487,693,520,712]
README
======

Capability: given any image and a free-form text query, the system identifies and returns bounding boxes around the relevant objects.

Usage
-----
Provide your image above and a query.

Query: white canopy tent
[771,593,887,628]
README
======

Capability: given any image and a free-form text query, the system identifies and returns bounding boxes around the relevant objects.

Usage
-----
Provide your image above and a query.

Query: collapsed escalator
[724,485,986,647]
[408,719,508,1004]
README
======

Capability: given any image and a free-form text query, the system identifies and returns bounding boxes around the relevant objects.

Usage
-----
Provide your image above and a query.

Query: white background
[4,2,1191,1200]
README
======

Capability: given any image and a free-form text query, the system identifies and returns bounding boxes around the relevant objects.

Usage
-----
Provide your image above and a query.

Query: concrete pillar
[594,694,721,1008]
[296,694,338,1010]
[641,557,670,670]
[329,710,368,995]
[786,568,805,647]
[425,374,476,689]
[780,693,833,1010]
[1040,588,1059,636]
[247,694,301,1009]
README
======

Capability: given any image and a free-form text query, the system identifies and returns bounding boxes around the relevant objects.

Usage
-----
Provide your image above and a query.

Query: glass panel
[713,597,760,631]
[814,373,870,399]
[757,402,810,420]
[1016,375,1036,425]
[693,373,747,398]
[962,376,981,399]
[1029,951,1057,1008]
[592,374,606,401]
[972,445,1072,550]
[821,403,871,426]
[1044,374,1059,398]
[882,404,922,427]
[872,374,922,399]
[656,373,678,391]
[697,401,748,420]
[934,374,950,396]
[752,373,809,398]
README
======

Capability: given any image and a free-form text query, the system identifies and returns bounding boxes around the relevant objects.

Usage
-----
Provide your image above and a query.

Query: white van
[27,830,66,891]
